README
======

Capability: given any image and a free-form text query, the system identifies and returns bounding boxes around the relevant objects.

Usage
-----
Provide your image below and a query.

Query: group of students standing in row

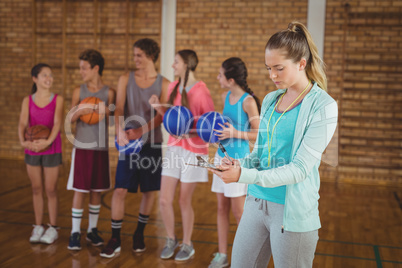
[18,21,337,268]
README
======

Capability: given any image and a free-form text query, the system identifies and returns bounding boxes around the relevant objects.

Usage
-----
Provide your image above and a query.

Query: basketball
[196,111,227,143]
[79,96,105,125]
[163,106,194,136]
[115,136,144,155]
[24,125,50,142]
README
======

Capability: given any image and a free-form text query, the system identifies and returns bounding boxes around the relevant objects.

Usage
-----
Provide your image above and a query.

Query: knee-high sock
[88,204,101,232]
[134,213,149,235]
[72,208,83,234]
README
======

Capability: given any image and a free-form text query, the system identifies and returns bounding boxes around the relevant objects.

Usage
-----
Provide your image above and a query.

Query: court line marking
[0,219,401,265]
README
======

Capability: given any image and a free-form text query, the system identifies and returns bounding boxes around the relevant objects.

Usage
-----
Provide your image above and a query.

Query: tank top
[74,84,109,151]
[125,71,163,144]
[248,95,302,205]
[25,94,62,156]
[218,91,251,159]
[167,80,215,155]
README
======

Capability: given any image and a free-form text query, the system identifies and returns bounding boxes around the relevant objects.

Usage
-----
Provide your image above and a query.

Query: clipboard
[185,156,224,171]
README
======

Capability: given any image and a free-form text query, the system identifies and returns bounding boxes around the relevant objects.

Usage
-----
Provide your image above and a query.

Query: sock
[134,213,149,236]
[111,219,123,241]
[88,204,101,233]
[72,208,83,234]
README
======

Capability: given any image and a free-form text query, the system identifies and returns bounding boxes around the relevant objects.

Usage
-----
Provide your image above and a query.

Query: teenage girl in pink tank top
[150,50,215,261]
[18,63,64,245]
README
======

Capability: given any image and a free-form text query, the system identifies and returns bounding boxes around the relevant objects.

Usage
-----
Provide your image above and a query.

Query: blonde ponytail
[266,21,327,91]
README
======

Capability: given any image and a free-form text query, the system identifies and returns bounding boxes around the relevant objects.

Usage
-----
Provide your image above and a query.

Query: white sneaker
[30,225,45,243]
[40,225,58,244]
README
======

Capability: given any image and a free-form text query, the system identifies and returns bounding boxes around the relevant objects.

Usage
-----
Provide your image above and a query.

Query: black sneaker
[100,238,121,258]
[67,232,82,250]
[132,233,146,253]
[86,228,104,246]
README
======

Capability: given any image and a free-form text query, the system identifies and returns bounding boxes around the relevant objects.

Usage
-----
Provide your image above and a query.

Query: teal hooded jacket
[239,82,338,232]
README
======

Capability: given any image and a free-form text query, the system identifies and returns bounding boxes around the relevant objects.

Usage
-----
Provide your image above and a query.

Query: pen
[219,143,233,165]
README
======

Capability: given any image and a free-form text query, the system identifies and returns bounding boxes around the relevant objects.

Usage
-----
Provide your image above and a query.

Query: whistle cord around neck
[266,80,311,166]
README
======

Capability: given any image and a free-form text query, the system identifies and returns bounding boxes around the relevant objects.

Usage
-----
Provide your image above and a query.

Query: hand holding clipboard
[186,156,223,171]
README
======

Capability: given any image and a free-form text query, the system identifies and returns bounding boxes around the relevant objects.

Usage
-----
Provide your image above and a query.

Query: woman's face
[265,48,300,89]
[217,67,230,89]
[33,67,53,90]
[172,54,186,77]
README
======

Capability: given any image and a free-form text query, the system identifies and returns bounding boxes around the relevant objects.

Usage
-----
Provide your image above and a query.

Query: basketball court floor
[0,159,400,267]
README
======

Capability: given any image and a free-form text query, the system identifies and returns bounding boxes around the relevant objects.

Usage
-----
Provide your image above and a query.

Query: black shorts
[25,153,62,167]
[115,143,162,193]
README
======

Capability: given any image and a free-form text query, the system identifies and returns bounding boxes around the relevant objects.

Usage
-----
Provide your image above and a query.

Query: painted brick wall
[0,0,161,166]
[0,0,400,185]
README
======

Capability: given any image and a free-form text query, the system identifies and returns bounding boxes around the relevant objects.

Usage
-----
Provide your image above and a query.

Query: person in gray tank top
[101,38,170,258]
[67,49,116,251]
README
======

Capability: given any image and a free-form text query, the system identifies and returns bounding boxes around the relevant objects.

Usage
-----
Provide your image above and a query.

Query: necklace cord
[266,80,311,166]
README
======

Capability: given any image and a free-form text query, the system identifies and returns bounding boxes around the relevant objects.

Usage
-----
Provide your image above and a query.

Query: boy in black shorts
[100,38,169,258]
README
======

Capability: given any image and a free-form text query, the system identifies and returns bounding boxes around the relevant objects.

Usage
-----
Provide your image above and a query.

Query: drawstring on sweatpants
[255,197,284,233]
[256,198,269,216]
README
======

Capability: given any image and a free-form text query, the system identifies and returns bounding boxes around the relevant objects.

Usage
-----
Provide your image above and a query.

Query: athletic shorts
[25,153,62,167]
[67,148,111,192]
[161,146,208,183]
[211,153,247,197]
[115,143,162,193]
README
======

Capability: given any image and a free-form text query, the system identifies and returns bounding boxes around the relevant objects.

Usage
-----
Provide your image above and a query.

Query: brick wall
[0,0,400,185]
[325,0,402,185]
[175,0,310,167]
[0,0,161,166]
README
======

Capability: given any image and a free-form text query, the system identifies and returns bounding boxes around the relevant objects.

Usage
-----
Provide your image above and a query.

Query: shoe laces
[72,232,80,240]
[166,237,177,248]
[91,228,102,237]
[107,238,119,247]
[32,225,43,234]
[179,243,193,254]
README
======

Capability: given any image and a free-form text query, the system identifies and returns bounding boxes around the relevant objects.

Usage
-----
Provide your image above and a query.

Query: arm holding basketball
[186,84,215,139]
[115,73,129,146]
[33,95,64,151]
[68,86,96,123]
[128,77,171,140]
[18,96,34,150]
[149,77,170,116]
[215,96,260,141]
[214,92,233,140]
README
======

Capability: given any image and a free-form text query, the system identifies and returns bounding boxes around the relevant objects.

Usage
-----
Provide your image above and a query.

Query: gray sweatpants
[231,195,319,268]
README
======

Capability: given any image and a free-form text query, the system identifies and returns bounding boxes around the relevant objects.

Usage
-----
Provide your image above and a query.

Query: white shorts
[161,146,208,183]
[211,153,248,198]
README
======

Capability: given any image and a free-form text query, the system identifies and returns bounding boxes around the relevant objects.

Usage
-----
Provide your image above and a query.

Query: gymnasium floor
[0,159,400,267]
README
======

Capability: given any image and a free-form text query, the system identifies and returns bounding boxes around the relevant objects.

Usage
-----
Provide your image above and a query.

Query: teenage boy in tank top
[67,49,116,250]
[100,38,170,258]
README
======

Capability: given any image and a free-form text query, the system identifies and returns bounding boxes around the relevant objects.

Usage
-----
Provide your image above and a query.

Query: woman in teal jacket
[210,21,338,268]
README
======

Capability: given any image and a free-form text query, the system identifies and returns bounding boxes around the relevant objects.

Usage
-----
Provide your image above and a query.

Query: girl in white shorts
[150,49,214,261]
[209,57,261,268]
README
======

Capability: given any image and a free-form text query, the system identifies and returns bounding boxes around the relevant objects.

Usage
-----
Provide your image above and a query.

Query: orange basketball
[25,125,50,142]
[79,97,105,125]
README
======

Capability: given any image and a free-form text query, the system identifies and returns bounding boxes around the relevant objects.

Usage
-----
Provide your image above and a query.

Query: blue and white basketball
[115,136,144,155]
[163,106,194,136]
[196,111,227,143]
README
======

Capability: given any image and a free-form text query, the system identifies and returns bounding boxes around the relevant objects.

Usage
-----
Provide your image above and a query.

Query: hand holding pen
[219,143,234,165]
[208,143,241,183]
